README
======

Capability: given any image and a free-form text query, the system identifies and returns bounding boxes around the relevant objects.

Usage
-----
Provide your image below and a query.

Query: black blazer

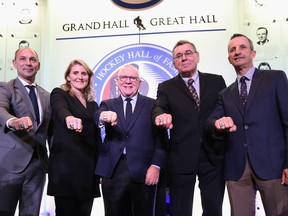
[152,72,226,174]
[47,88,100,199]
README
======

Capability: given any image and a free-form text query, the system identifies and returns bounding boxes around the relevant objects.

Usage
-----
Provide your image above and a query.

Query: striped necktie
[188,78,200,108]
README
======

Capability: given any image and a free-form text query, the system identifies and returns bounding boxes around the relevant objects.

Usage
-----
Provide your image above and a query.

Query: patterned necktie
[125,98,132,127]
[26,85,40,124]
[188,78,200,108]
[240,76,248,105]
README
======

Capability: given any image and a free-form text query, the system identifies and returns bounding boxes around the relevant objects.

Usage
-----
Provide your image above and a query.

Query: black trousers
[102,155,157,216]
[54,196,94,216]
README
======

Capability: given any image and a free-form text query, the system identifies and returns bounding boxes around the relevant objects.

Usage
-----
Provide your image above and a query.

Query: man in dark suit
[152,40,226,216]
[95,64,166,216]
[0,48,51,216]
[206,33,288,215]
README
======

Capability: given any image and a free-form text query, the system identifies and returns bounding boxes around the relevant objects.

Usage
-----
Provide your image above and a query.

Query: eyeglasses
[173,50,197,60]
[118,76,140,82]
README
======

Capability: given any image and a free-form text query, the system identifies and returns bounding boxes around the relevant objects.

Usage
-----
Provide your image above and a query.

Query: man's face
[228,36,256,70]
[13,48,40,83]
[173,43,199,77]
[116,65,141,97]
[256,28,267,42]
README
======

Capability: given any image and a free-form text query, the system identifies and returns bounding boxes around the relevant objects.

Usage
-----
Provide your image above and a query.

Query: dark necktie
[125,98,132,127]
[26,85,40,124]
[188,78,200,108]
[240,76,248,105]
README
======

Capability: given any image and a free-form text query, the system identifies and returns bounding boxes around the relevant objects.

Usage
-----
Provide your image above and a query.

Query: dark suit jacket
[47,88,100,199]
[95,94,166,183]
[152,72,226,174]
[0,78,51,173]
[206,69,288,181]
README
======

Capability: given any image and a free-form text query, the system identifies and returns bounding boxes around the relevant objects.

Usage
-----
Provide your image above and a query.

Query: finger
[111,113,117,122]
[167,115,172,124]
[158,117,164,125]
[76,120,82,130]
[102,114,107,121]
[229,125,237,132]
[111,121,118,126]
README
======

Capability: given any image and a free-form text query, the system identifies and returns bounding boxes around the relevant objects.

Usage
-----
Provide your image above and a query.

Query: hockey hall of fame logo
[111,0,163,9]
[93,43,178,103]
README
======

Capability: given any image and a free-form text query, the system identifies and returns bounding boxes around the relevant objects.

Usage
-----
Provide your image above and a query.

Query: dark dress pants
[54,196,94,216]
[169,148,225,216]
[0,158,45,216]
[102,155,157,216]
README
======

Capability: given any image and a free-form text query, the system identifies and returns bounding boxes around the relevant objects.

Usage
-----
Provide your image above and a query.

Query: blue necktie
[26,85,40,124]
[125,98,132,128]
[240,76,248,106]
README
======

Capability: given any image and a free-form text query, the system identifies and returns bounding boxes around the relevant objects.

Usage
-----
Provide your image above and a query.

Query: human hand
[281,168,288,185]
[100,111,118,126]
[9,116,33,131]
[214,117,237,132]
[66,116,83,133]
[155,113,173,129]
[145,165,160,186]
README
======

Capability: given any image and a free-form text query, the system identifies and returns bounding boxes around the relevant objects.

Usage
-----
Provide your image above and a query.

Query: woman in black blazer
[47,59,101,216]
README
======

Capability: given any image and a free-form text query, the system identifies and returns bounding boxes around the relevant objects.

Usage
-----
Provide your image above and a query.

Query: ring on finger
[103,115,107,120]
[219,122,225,127]
[69,124,74,129]
[159,118,163,123]
[19,124,24,129]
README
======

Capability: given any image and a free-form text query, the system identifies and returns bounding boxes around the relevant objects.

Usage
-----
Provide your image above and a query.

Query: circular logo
[111,0,163,9]
[93,43,178,103]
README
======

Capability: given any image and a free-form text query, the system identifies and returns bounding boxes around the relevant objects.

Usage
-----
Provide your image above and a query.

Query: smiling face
[173,43,199,78]
[66,64,89,93]
[116,65,141,98]
[13,48,40,84]
[256,28,267,42]
[228,36,256,74]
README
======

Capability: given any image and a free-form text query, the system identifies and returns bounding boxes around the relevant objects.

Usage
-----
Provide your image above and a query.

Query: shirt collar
[237,67,255,82]
[17,76,37,87]
[182,70,199,85]
[121,93,138,102]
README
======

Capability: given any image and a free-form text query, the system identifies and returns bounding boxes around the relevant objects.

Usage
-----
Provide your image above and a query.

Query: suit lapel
[174,74,194,101]
[69,94,93,120]
[199,72,205,98]
[125,94,145,131]
[14,78,37,122]
[245,69,263,110]
[114,96,125,130]
[230,79,245,116]
[37,86,48,124]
